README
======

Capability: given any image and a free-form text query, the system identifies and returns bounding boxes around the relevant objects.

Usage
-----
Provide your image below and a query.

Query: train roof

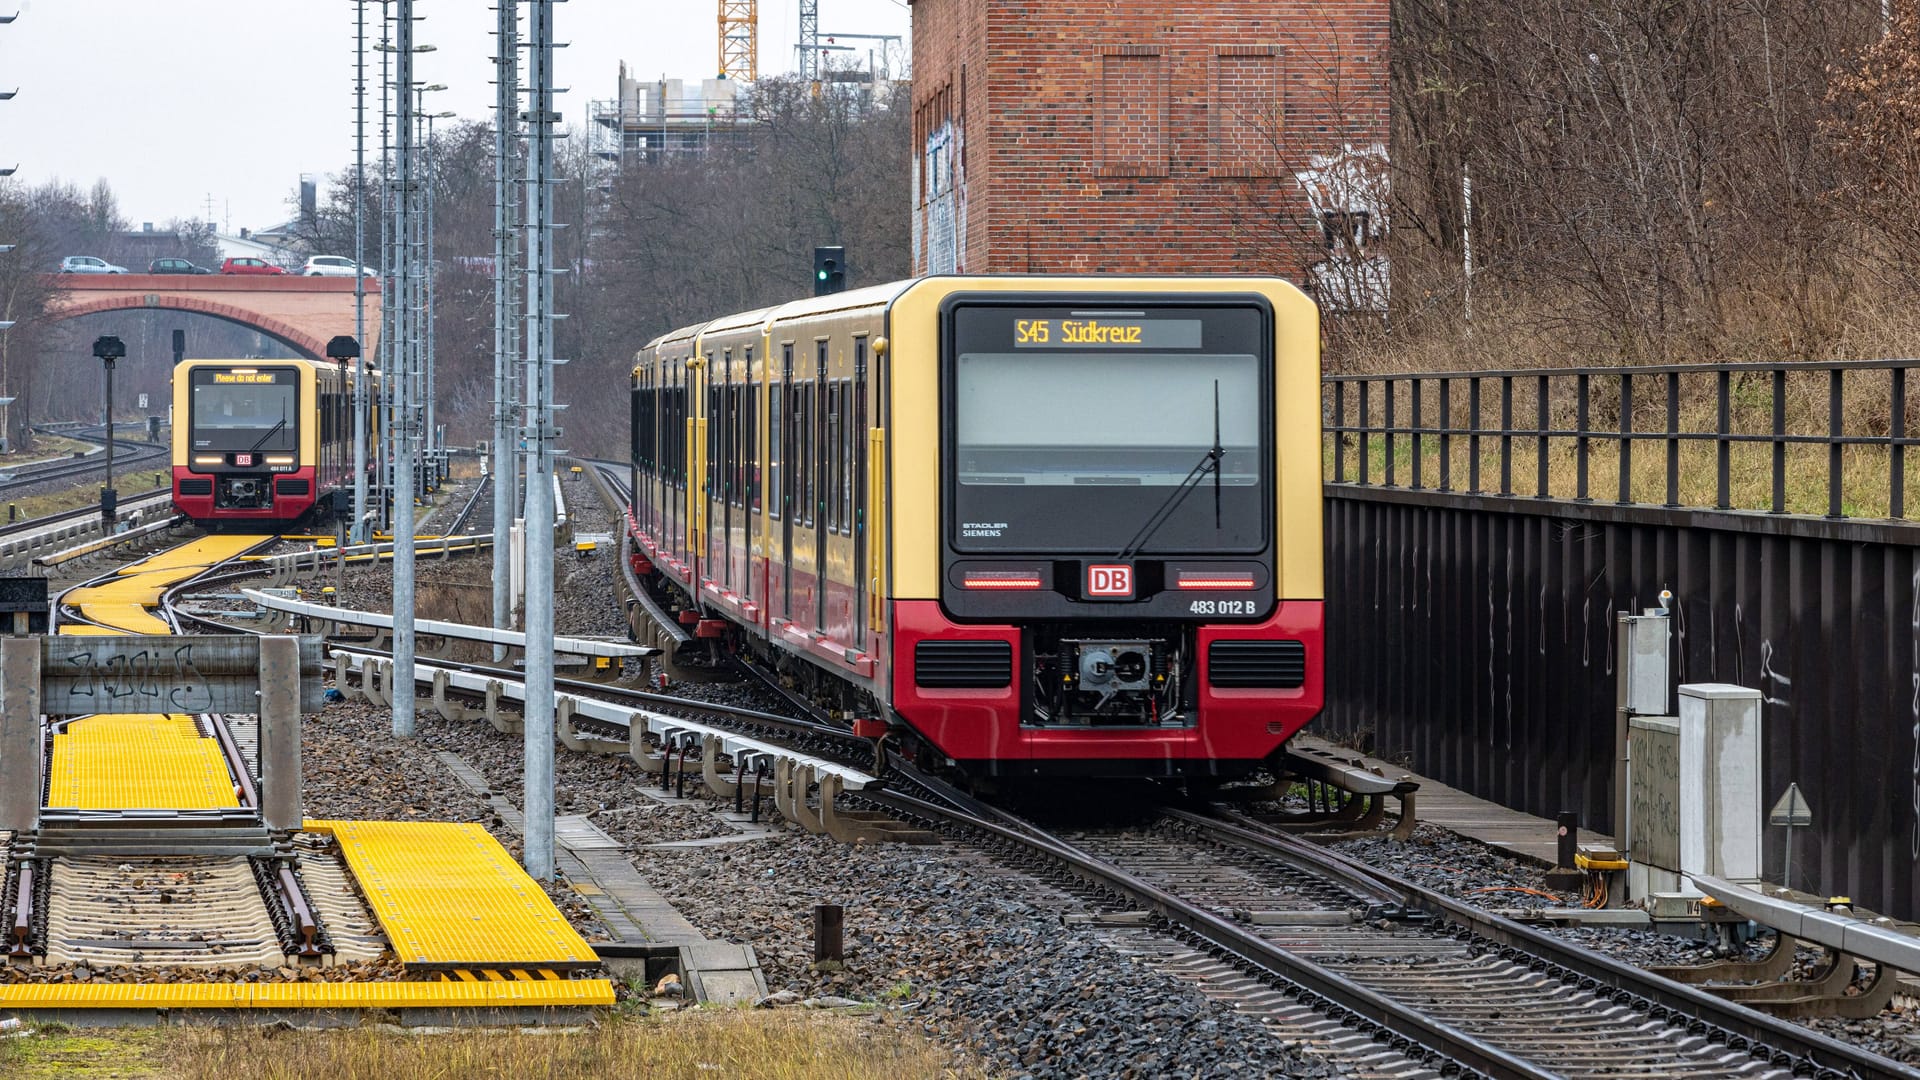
[634,275,1311,360]
[176,356,329,368]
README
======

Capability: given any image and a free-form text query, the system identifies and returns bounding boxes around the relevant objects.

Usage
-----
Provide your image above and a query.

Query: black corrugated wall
[1321,486,1920,920]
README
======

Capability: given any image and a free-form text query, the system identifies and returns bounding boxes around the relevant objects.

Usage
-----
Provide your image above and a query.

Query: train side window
[853,338,868,536]
[747,381,759,513]
[769,381,783,520]
[836,379,851,532]
[708,383,720,501]
[641,382,656,474]
[826,381,841,533]
[670,383,682,486]
[727,383,740,508]
[643,380,655,475]
[733,384,745,509]
[815,342,829,528]
[794,381,812,527]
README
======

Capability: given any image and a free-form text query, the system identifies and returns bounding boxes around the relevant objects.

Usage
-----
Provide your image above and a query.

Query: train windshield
[188,367,298,453]
[950,304,1269,554]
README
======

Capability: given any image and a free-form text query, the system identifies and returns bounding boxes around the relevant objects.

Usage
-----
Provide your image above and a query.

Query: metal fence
[1328,359,1920,519]
[1320,360,1920,919]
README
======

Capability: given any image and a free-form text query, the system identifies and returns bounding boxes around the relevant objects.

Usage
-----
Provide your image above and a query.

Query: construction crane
[798,0,818,81]
[718,0,757,81]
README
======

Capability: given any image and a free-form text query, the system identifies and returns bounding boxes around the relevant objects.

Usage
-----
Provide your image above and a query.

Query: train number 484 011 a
[1189,599,1257,615]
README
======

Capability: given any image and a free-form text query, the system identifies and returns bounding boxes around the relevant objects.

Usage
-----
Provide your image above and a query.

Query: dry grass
[0,469,172,523]
[159,1010,969,1080]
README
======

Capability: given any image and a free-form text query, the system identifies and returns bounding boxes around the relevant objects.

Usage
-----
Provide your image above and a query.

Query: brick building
[908,0,1389,306]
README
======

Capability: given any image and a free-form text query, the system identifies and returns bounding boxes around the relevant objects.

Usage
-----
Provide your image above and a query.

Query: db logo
[1086,564,1134,599]
[234,454,253,466]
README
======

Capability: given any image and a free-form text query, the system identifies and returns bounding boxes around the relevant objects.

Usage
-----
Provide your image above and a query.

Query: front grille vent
[915,639,1013,689]
[1208,640,1307,688]
[177,478,213,496]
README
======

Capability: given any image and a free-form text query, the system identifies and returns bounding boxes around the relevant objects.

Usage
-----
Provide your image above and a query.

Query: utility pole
[352,0,370,541]
[390,0,418,740]
[522,0,561,880]
[376,0,393,527]
[493,0,521,659]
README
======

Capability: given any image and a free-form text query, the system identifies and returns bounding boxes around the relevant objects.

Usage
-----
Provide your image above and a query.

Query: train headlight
[264,455,295,465]
[192,455,223,465]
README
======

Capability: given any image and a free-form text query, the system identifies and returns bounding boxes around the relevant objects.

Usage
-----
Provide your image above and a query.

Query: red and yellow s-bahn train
[170,357,373,524]
[627,276,1323,780]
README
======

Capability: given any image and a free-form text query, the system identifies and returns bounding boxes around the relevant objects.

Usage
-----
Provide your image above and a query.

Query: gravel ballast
[230,472,1920,1071]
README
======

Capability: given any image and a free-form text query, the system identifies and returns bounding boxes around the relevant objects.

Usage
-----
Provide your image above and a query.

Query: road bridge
[45,275,380,361]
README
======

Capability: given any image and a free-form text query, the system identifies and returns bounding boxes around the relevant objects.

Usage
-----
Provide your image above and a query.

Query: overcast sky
[4,0,911,234]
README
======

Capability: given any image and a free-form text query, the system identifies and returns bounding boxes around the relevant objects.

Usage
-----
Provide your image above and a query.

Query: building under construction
[589,63,746,164]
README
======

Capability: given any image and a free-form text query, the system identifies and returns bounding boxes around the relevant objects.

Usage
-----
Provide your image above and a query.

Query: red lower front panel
[173,466,317,523]
[890,599,1324,777]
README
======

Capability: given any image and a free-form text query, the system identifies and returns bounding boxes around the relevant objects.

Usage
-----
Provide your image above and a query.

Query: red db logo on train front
[1087,564,1134,598]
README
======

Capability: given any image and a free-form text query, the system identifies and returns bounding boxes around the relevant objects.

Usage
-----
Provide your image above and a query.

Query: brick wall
[909,0,1389,279]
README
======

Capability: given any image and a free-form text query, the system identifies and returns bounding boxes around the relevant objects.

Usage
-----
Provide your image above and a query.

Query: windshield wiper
[1115,381,1223,561]
[248,417,287,454]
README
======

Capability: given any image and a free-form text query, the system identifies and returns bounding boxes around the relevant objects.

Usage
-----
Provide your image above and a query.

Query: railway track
[6,423,168,494]
[153,462,1913,1075]
[585,457,1907,1074]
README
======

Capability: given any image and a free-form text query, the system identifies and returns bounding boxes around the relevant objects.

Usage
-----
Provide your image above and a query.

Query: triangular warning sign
[1769,782,1813,827]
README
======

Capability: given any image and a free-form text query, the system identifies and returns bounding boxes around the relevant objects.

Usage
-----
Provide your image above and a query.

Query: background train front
[170,357,370,524]
[627,275,1323,779]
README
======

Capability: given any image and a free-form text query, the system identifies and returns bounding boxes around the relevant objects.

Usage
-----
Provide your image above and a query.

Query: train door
[866,339,888,640]
[744,346,757,612]
[813,339,829,633]
[629,373,642,523]
[671,366,685,554]
[717,350,732,589]
[852,337,868,650]
[661,365,674,547]
[780,343,794,620]
[686,355,705,581]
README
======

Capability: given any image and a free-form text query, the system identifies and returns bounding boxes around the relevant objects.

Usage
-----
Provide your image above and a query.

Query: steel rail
[446,472,490,535]
[863,785,1550,1080]
[1178,807,1895,1080]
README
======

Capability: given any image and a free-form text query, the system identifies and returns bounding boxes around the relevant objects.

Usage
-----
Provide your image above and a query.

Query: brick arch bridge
[45,275,381,360]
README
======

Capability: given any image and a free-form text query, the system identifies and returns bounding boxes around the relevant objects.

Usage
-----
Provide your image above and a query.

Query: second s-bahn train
[170,357,372,524]
[627,275,1323,780]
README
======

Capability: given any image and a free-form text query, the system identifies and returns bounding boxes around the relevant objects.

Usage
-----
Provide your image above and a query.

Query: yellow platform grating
[45,535,272,800]
[0,978,614,1009]
[306,820,599,969]
[47,714,238,810]
[60,534,268,634]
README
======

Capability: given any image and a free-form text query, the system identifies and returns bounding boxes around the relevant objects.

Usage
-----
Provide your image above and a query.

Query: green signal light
[817,270,828,279]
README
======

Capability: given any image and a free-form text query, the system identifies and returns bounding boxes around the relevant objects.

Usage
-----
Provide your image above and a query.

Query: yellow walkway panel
[61,534,269,633]
[0,978,615,1009]
[306,820,599,969]
[69,603,171,635]
[48,714,239,810]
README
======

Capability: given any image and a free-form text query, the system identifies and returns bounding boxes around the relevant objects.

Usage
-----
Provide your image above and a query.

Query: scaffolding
[589,64,746,164]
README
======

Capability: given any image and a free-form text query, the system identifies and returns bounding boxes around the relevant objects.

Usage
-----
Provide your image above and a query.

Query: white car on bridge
[300,255,377,278]
[59,256,127,274]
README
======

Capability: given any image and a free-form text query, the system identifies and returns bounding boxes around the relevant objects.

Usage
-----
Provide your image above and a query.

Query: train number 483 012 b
[1189,599,1257,615]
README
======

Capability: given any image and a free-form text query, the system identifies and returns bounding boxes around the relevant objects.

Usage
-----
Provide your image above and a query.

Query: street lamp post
[327,336,363,515]
[91,335,125,526]
[423,104,453,484]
